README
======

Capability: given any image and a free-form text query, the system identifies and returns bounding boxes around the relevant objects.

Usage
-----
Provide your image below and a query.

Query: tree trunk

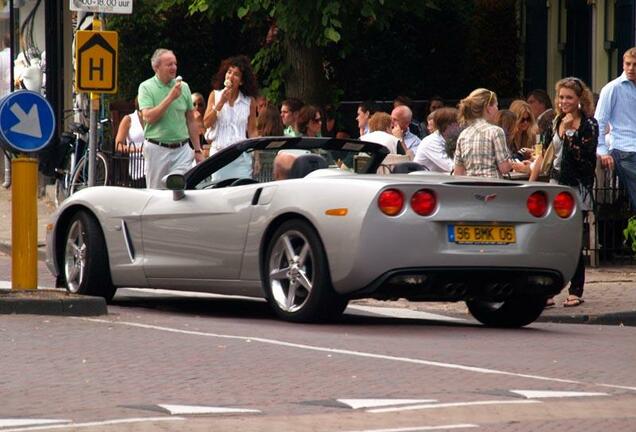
[283,35,329,105]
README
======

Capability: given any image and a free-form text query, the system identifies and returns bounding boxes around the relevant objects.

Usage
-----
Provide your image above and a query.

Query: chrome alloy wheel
[268,229,314,313]
[64,219,87,293]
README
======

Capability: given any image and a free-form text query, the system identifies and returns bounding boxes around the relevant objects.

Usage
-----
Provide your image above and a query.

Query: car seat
[289,154,328,178]
[391,162,427,174]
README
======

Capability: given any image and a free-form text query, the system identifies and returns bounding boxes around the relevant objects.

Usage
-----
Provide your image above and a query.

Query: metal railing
[104,148,635,266]
[585,165,635,266]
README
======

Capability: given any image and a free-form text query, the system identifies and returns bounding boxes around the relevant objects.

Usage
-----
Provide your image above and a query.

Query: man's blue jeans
[611,149,636,213]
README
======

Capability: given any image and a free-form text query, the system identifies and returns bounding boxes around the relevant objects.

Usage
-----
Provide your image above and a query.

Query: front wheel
[62,210,116,302]
[466,296,546,328]
[264,219,348,322]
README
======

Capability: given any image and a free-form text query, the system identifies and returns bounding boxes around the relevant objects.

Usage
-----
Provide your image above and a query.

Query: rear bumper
[351,267,564,302]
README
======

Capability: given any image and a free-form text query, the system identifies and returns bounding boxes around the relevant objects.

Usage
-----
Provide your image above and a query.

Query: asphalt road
[1,278,635,432]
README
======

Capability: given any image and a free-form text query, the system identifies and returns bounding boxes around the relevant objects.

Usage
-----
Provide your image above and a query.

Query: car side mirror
[165,173,186,201]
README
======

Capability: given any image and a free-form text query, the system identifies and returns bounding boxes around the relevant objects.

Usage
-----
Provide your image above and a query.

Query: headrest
[289,154,328,178]
[391,162,427,174]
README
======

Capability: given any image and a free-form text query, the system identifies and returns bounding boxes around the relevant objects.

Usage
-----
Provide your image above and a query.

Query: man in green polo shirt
[138,48,204,188]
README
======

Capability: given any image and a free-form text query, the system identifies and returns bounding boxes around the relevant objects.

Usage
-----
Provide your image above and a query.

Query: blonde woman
[453,88,512,178]
[543,77,598,308]
[509,100,538,159]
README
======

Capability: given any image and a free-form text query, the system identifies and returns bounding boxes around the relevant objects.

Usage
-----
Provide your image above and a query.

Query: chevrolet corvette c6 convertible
[46,137,583,327]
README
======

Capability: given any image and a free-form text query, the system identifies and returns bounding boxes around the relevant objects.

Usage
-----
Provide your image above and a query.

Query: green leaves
[237,6,249,18]
[324,27,341,43]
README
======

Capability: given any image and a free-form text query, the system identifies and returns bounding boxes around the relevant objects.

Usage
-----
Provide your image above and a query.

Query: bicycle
[54,121,109,207]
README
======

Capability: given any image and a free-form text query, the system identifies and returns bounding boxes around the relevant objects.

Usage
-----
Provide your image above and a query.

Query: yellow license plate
[448,224,516,244]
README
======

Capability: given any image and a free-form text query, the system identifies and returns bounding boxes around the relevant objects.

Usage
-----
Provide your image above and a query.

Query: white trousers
[143,141,194,189]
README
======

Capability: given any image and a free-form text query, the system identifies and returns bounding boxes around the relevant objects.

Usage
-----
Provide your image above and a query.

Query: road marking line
[368,400,541,414]
[0,417,184,432]
[510,390,608,399]
[341,424,479,432]
[347,305,466,322]
[337,399,438,410]
[157,404,260,415]
[77,318,588,387]
[597,383,636,391]
[0,419,70,428]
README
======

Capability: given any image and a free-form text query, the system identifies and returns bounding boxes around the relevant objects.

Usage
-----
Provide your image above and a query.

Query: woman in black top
[546,77,598,308]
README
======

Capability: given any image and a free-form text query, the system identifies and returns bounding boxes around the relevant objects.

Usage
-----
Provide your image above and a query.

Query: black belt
[147,138,189,149]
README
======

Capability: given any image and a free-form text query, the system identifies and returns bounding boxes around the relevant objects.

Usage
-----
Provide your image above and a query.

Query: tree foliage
[110,0,522,110]
[157,0,438,103]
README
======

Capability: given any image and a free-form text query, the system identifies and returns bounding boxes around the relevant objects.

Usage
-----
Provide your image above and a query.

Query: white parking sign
[69,0,133,14]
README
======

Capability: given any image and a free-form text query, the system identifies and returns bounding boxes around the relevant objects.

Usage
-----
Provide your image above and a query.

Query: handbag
[538,141,556,178]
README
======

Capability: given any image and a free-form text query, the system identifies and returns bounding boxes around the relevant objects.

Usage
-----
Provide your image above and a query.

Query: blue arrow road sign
[0,90,56,153]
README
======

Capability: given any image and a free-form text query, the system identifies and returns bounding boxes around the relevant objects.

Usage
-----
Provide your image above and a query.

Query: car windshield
[186,137,386,190]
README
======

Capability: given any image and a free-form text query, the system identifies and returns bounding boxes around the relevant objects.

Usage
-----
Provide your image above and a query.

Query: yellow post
[11,156,38,290]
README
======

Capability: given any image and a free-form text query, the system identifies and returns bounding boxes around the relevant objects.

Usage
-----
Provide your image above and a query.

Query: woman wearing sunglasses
[509,100,538,160]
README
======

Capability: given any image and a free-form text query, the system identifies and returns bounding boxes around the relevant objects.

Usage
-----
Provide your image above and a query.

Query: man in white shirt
[0,34,11,97]
[414,107,458,173]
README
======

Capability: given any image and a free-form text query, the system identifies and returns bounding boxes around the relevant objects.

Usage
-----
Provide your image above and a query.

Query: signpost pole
[88,92,98,186]
[11,156,38,290]
[87,15,103,187]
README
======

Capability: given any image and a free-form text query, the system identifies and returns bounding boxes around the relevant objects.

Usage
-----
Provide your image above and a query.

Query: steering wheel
[229,178,259,186]
[211,178,239,188]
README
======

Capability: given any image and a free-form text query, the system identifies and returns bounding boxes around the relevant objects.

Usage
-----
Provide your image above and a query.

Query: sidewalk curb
[0,290,107,316]
[537,311,636,326]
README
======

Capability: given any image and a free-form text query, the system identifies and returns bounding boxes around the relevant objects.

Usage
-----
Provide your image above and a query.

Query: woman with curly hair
[544,76,598,308]
[203,55,259,178]
[453,88,512,178]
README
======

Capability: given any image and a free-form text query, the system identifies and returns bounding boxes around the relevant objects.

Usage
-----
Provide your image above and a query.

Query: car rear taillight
[553,192,575,218]
[527,191,548,217]
[411,189,437,216]
[378,189,404,216]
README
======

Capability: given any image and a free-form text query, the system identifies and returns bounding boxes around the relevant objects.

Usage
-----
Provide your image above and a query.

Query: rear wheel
[69,152,109,195]
[466,295,546,328]
[264,219,348,322]
[63,210,116,302]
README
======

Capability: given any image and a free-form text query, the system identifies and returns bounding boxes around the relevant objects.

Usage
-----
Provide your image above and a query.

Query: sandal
[545,297,556,308]
[563,295,584,308]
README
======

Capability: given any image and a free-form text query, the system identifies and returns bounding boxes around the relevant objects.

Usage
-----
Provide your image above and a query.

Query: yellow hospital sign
[75,30,118,93]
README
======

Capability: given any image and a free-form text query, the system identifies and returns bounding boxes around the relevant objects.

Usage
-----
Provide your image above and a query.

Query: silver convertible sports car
[46,137,583,327]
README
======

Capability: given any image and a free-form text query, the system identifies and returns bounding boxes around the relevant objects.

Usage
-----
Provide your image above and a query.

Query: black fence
[104,147,635,266]
[105,142,146,188]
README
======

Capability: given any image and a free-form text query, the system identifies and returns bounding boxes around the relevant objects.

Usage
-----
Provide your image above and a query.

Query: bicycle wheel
[54,157,73,207]
[69,152,109,195]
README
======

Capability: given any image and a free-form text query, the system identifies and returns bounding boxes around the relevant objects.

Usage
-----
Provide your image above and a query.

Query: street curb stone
[0,290,107,316]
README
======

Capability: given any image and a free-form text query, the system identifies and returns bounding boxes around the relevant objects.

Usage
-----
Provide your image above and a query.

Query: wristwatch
[565,129,576,138]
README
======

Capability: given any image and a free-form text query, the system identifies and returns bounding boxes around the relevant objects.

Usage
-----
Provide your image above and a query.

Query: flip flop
[545,297,556,308]
[563,296,584,308]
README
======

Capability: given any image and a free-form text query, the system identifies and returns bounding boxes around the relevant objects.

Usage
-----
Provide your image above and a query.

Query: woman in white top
[115,102,146,183]
[414,107,458,173]
[203,55,258,180]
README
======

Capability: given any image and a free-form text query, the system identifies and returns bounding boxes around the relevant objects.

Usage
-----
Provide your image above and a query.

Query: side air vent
[121,220,135,263]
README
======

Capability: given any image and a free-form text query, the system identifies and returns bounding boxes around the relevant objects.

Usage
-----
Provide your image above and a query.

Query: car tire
[264,219,348,322]
[62,210,116,302]
[466,296,546,328]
